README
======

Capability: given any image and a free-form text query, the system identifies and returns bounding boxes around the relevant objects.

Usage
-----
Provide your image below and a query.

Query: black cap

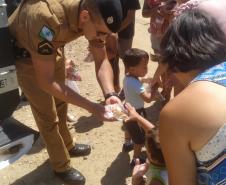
[95,0,123,33]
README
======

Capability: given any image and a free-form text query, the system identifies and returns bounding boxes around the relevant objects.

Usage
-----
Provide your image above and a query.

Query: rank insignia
[39,26,55,41]
[38,40,53,55]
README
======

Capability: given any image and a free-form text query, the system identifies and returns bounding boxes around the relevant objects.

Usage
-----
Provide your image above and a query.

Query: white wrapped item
[105,104,128,121]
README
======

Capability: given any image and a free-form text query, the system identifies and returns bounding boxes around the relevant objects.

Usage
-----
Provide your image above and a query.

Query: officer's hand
[89,102,115,121]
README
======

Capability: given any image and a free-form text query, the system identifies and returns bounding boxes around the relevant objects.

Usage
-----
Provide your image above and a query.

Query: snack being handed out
[105,104,128,121]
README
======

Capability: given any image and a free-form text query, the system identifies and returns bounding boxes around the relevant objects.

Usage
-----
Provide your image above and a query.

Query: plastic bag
[66,79,80,94]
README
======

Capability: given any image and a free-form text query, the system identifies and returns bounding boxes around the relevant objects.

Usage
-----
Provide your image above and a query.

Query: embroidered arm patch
[38,40,53,55]
[39,26,55,41]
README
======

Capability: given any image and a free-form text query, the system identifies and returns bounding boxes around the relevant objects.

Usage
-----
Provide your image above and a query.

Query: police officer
[9,0,122,184]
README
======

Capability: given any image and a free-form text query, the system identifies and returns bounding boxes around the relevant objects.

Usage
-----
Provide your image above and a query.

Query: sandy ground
[0,9,162,185]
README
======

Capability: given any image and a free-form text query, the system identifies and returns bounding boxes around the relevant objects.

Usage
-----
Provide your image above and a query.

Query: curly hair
[160,9,226,72]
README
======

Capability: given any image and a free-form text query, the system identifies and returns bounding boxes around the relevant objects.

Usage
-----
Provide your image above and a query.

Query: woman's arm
[159,104,198,185]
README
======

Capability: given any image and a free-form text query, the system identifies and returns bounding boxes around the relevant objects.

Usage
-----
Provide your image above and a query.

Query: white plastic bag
[66,79,80,94]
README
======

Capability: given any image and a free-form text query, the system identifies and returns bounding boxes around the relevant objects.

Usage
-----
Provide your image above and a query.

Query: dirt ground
[0,10,162,185]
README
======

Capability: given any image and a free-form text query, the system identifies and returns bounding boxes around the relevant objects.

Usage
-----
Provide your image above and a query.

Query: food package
[104,104,128,121]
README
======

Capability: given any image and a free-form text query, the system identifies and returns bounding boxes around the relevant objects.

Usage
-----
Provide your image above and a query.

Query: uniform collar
[62,0,82,32]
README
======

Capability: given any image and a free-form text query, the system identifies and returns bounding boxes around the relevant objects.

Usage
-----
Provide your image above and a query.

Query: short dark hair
[160,9,226,72]
[123,48,149,69]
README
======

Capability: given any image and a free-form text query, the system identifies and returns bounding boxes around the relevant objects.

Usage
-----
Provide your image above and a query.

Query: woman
[159,9,226,185]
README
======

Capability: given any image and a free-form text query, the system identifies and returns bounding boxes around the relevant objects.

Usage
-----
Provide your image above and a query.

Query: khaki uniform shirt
[9,0,83,61]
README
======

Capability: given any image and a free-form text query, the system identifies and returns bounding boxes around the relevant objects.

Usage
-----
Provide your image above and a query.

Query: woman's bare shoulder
[160,81,226,139]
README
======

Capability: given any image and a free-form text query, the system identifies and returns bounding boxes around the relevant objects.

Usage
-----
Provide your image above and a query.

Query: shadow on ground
[73,114,104,133]
[101,152,131,185]
[10,161,64,185]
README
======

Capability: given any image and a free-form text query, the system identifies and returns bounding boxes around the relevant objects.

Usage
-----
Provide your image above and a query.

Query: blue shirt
[123,75,145,109]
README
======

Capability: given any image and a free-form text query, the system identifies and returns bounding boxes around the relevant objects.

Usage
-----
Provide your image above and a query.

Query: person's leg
[122,129,134,152]
[109,56,120,93]
[16,58,71,172]
[150,35,161,62]
[55,48,74,151]
[118,37,133,59]
[56,48,91,157]
[125,120,145,167]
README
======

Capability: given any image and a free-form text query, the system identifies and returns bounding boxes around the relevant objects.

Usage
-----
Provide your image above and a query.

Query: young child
[122,48,157,167]
[125,103,168,185]
[142,0,176,103]
[142,0,176,61]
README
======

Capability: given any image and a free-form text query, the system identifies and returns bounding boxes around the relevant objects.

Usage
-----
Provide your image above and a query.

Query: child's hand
[132,159,149,185]
[124,103,140,122]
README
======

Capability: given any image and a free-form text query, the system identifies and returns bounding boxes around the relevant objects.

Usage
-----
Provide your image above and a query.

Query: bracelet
[104,92,120,100]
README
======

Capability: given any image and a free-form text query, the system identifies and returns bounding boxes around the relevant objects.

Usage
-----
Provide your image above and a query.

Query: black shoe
[54,168,85,185]
[69,144,91,157]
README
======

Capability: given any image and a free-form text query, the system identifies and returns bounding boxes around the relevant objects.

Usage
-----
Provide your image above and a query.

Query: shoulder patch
[38,40,53,55]
[39,26,55,42]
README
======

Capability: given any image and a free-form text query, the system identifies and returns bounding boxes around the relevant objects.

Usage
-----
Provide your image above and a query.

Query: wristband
[104,92,120,100]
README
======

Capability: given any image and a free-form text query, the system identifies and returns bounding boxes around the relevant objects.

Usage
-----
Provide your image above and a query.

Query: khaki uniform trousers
[15,48,74,172]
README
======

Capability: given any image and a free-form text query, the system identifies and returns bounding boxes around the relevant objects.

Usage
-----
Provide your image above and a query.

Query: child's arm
[140,91,153,103]
[125,103,154,132]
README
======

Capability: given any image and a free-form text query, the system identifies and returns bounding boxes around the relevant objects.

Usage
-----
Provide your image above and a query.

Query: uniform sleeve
[127,0,141,10]
[26,6,60,61]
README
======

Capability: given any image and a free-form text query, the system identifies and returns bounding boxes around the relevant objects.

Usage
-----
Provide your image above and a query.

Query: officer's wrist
[104,92,120,101]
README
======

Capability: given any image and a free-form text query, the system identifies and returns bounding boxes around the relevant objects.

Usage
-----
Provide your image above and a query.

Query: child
[122,48,157,167]
[142,0,176,61]
[142,0,176,104]
[125,103,168,185]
